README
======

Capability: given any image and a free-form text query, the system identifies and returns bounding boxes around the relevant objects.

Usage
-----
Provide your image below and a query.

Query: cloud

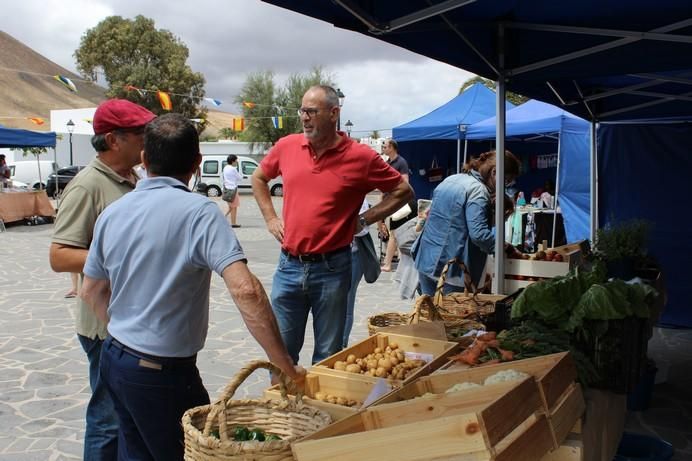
[2,0,477,135]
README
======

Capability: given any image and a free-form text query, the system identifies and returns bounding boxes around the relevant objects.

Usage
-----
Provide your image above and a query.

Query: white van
[8,160,58,189]
[194,155,283,197]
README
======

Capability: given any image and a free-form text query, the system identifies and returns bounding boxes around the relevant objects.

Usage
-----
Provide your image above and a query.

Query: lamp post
[345,119,353,138]
[336,88,345,131]
[66,119,75,166]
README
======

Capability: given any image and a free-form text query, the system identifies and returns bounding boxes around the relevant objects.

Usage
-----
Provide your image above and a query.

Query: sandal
[64,291,77,298]
[231,224,241,228]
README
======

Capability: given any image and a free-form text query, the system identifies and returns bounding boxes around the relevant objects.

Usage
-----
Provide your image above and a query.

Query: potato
[375,366,387,378]
[367,359,379,370]
[346,354,357,364]
[389,342,399,350]
[385,346,392,354]
[314,392,325,401]
[333,361,347,371]
[336,397,348,406]
[395,351,405,362]
[378,358,393,371]
[374,347,382,354]
[390,356,400,366]
[368,368,377,377]
[345,364,361,374]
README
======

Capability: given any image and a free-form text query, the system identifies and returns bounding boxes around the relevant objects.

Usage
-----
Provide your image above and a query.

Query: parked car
[193,155,283,198]
[45,166,86,197]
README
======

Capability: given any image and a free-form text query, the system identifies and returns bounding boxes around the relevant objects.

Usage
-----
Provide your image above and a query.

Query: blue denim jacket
[412,171,495,286]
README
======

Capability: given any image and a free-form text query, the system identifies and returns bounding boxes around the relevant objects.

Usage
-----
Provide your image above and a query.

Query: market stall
[391,83,512,199]
[0,126,57,224]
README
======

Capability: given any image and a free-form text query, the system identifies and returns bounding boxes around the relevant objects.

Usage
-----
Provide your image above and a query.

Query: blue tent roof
[260,1,691,122]
[0,126,56,148]
[466,100,589,140]
[392,83,512,141]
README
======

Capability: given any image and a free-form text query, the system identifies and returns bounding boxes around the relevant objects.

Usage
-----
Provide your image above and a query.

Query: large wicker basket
[412,259,493,340]
[182,360,332,461]
[366,312,411,336]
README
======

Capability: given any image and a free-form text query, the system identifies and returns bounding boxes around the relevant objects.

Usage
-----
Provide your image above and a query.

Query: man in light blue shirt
[81,113,301,461]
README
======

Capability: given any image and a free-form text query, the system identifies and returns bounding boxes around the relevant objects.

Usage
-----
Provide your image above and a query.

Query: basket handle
[433,258,477,307]
[409,295,444,324]
[202,360,300,440]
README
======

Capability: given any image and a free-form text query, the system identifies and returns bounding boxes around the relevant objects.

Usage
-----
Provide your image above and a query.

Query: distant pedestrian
[222,154,242,228]
[252,85,413,364]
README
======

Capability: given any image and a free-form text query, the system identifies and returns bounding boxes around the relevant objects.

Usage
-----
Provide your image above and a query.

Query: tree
[459,76,529,106]
[370,130,380,139]
[234,67,335,147]
[75,15,207,120]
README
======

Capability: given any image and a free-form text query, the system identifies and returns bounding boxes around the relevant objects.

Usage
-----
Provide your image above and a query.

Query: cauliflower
[483,369,530,386]
[445,382,482,393]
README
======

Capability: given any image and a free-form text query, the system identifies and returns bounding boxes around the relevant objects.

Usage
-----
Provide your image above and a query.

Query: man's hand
[377,221,388,238]
[272,365,307,394]
[267,216,285,243]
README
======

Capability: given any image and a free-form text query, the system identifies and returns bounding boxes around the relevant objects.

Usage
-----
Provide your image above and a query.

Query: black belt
[281,245,350,263]
[107,336,197,366]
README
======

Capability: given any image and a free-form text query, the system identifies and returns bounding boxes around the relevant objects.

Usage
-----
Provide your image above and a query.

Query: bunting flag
[271,116,283,129]
[242,101,256,109]
[189,118,205,123]
[157,91,173,111]
[84,118,92,124]
[205,98,222,107]
[232,118,245,131]
[53,75,77,92]
[28,117,45,125]
[125,84,146,97]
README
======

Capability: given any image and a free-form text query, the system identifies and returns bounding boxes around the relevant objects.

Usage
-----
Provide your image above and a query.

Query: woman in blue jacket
[413,150,521,295]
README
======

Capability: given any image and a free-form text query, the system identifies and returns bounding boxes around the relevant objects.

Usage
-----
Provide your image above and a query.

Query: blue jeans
[418,273,464,296]
[100,337,210,461]
[343,249,364,348]
[78,334,119,461]
[271,249,352,364]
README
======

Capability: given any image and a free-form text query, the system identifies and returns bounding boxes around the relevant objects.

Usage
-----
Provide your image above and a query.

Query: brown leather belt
[281,245,350,263]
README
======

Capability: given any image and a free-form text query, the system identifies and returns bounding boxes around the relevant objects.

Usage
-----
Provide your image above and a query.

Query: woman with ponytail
[412,150,521,295]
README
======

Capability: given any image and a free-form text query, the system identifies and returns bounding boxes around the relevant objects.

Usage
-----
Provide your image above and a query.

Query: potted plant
[594,219,651,279]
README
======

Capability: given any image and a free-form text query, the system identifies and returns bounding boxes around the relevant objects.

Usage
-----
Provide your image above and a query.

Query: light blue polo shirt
[84,176,246,357]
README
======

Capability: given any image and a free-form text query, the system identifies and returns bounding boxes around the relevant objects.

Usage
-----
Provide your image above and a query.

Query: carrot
[478,332,497,341]
[498,348,515,361]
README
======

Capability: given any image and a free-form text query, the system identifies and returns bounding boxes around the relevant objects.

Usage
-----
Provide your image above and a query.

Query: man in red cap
[49,99,155,461]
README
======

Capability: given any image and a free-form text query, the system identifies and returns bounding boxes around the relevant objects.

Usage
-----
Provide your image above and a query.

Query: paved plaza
[1,192,691,460]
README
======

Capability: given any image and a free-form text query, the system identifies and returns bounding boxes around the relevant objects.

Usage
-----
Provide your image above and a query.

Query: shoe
[64,291,77,298]
[381,265,392,272]
[231,224,241,228]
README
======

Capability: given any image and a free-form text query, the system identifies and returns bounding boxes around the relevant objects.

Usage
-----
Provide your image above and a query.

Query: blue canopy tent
[0,126,56,148]
[466,100,591,245]
[260,0,692,323]
[392,83,512,198]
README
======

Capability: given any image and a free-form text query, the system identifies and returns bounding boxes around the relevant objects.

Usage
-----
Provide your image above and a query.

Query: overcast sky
[3,0,475,137]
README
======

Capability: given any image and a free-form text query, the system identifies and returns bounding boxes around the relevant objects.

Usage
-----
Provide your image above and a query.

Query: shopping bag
[427,157,444,182]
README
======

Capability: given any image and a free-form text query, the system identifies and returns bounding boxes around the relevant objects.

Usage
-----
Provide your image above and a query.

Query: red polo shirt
[260,133,402,255]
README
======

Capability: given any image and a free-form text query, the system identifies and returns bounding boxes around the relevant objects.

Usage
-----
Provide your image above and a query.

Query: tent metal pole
[53,147,60,209]
[463,139,468,167]
[493,78,507,294]
[456,130,461,173]
[551,136,562,247]
[589,121,598,242]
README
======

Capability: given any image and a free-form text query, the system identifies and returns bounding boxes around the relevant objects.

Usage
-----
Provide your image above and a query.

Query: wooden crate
[311,333,460,386]
[263,372,385,421]
[435,352,584,448]
[292,376,554,461]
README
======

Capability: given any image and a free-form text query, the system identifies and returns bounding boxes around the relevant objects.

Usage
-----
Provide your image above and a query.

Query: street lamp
[345,119,353,138]
[66,119,75,166]
[336,88,345,130]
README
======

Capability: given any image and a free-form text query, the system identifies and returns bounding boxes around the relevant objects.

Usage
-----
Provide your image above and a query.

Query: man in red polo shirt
[252,85,413,364]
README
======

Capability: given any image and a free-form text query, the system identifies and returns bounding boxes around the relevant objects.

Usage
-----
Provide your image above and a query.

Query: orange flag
[232,118,245,131]
[157,91,172,111]
[28,117,45,125]
[242,101,256,109]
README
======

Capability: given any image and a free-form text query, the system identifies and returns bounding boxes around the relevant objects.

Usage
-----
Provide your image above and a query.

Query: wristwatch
[358,215,367,228]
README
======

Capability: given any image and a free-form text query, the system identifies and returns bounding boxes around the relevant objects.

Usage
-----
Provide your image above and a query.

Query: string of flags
[0,116,46,125]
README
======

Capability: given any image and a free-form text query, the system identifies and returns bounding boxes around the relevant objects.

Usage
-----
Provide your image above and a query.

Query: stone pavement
[1,192,690,460]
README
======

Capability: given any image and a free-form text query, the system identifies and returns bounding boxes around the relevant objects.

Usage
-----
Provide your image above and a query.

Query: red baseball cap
[93,99,156,135]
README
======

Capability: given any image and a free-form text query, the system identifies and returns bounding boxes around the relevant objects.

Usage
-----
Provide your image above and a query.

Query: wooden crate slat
[494,414,555,461]
[547,384,586,448]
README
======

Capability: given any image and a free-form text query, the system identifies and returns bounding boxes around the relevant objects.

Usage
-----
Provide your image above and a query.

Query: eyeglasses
[297,108,320,117]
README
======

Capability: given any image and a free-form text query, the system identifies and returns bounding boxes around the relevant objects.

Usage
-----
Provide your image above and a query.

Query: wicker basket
[412,259,492,341]
[366,312,411,336]
[182,360,332,461]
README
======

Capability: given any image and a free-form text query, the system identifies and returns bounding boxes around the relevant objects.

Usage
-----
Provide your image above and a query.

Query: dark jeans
[271,249,352,364]
[100,337,210,461]
[77,334,119,461]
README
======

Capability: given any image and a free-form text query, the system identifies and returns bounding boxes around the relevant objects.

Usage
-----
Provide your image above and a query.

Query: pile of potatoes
[312,393,361,407]
[330,342,427,381]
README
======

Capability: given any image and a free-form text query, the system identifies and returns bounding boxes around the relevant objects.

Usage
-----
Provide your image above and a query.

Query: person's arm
[80,276,111,324]
[465,190,495,254]
[362,180,413,225]
[251,166,284,243]
[49,243,88,273]
[221,261,304,385]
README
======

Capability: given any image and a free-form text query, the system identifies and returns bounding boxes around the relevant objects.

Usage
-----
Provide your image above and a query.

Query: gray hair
[309,85,340,108]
